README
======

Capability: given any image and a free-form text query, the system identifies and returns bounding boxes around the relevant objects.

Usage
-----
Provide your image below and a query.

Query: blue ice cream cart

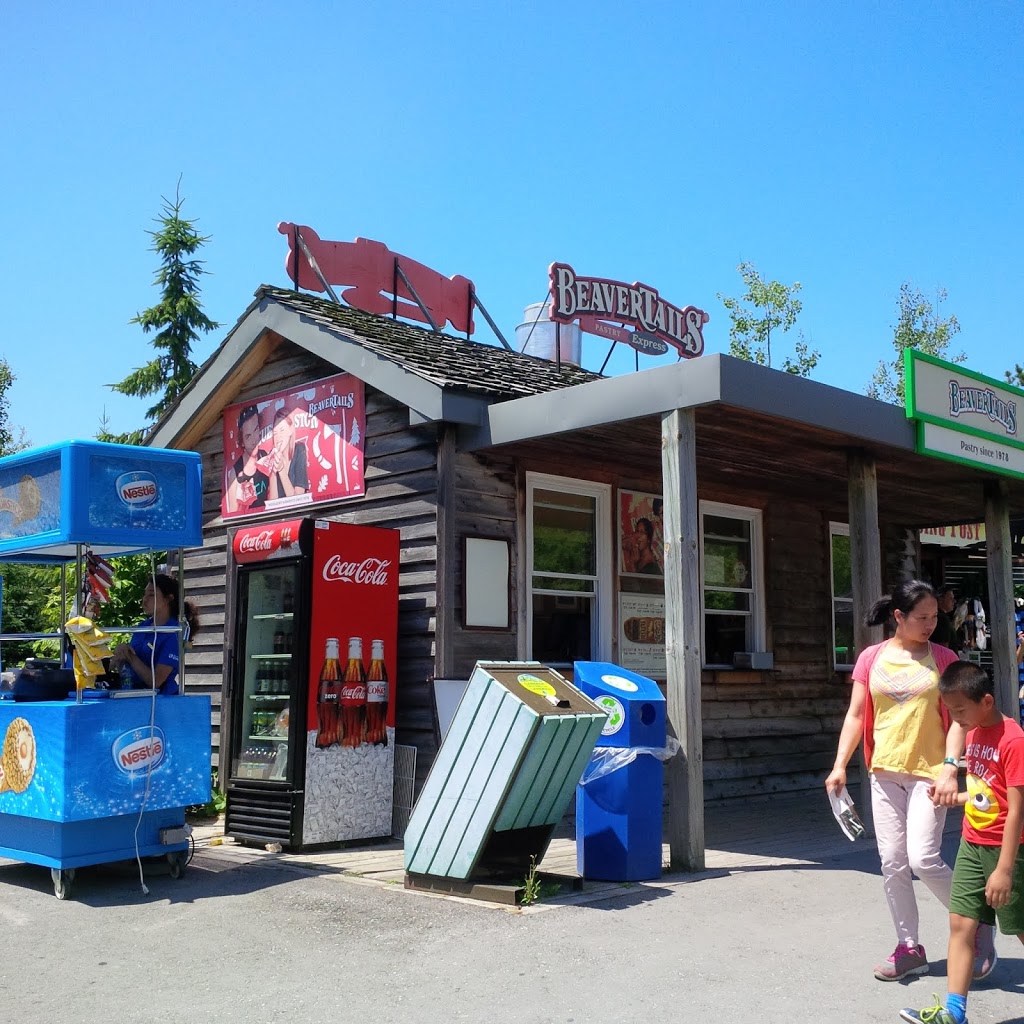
[0,441,209,899]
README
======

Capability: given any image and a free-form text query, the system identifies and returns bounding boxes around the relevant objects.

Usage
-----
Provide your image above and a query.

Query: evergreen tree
[717,262,819,377]
[868,283,964,406]
[107,183,219,441]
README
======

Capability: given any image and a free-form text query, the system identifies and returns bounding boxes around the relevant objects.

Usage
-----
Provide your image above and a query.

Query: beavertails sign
[548,262,709,359]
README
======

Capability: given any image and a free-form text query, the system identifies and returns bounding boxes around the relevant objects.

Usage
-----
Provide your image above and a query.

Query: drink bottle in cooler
[365,639,388,746]
[315,637,342,749]
[340,637,367,747]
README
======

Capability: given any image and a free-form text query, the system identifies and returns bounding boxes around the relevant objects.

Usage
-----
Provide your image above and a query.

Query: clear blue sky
[2,1,1021,447]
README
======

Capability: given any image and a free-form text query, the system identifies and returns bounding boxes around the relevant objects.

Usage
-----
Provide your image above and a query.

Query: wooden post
[848,451,883,823]
[662,408,704,871]
[985,479,1016,718]
[434,425,457,679]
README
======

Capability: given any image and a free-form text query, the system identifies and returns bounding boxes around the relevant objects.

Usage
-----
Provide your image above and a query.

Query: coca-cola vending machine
[225,517,399,848]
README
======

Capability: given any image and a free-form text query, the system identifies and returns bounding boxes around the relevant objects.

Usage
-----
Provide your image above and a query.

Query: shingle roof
[255,285,603,400]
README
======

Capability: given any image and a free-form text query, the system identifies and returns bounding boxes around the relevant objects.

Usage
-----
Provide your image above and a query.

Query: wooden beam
[848,451,883,654]
[434,425,457,679]
[662,408,704,870]
[985,479,1016,717]
[847,451,883,823]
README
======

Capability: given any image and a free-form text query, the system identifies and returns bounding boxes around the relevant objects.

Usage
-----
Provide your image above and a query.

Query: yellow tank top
[869,644,946,779]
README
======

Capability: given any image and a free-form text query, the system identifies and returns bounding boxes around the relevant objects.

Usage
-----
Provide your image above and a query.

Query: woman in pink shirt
[826,579,994,983]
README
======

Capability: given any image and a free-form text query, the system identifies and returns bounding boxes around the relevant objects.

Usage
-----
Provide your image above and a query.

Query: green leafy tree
[1004,364,1024,389]
[868,283,964,406]
[717,261,820,377]
[106,183,219,442]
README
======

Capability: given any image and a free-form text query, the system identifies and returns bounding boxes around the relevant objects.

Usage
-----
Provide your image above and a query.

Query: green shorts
[949,836,1024,935]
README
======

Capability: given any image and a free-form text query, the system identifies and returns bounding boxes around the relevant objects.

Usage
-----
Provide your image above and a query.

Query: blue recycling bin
[573,662,666,881]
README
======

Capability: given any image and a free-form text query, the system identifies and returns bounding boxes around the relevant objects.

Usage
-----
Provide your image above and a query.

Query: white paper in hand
[828,786,866,841]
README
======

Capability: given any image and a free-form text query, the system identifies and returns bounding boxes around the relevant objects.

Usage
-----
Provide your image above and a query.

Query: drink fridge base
[225,518,399,849]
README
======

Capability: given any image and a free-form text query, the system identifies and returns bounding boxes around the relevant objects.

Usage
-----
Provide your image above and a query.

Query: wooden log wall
[181,338,442,784]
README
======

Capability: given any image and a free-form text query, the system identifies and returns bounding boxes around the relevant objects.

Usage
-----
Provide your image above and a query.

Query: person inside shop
[825,579,996,984]
[111,575,200,695]
[267,408,309,501]
[225,404,270,513]
[931,586,959,651]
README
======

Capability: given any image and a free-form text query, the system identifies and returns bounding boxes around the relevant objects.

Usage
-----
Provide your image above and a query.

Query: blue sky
[2,1,1021,447]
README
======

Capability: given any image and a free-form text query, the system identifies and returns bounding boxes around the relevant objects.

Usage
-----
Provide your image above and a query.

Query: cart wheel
[51,868,75,900]
[167,852,187,880]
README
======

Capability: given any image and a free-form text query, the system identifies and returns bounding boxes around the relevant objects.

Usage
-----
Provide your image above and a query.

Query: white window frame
[525,472,613,665]
[830,522,855,671]
[699,500,765,668]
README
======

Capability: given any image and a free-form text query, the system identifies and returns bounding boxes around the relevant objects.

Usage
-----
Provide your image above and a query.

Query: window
[830,523,854,670]
[699,501,764,667]
[526,473,612,668]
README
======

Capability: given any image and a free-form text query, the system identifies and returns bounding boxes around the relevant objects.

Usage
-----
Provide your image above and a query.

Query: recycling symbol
[598,695,625,736]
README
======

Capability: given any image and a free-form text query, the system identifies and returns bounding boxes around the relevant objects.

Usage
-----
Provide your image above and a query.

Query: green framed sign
[905,350,1024,480]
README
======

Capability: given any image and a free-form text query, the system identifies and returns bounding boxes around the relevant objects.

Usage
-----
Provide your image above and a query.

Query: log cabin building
[150,282,1024,867]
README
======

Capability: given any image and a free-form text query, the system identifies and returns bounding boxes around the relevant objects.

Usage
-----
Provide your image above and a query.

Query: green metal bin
[404,661,606,881]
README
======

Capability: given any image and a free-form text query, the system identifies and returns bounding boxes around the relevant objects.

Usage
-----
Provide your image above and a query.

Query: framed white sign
[463,536,511,629]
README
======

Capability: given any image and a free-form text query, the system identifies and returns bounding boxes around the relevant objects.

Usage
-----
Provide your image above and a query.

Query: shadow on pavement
[0,845,319,908]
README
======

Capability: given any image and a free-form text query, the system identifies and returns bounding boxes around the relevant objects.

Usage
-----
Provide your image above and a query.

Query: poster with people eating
[222,373,366,519]
[619,490,665,577]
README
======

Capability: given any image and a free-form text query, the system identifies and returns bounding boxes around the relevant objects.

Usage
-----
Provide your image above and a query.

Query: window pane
[532,593,592,664]
[832,533,852,598]
[704,539,752,588]
[704,590,751,612]
[533,575,595,594]
[533,490,596,576]
[705,613,748,665]
[704,515,750,541]
[834,601,855,664]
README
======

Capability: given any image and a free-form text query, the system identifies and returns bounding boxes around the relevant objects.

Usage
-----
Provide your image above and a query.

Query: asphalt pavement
[2,830,1024,1024]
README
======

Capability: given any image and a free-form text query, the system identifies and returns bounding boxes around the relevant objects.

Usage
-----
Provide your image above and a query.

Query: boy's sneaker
[874,942,929,981]
[899,995,967,1024]
[973,923,997,981]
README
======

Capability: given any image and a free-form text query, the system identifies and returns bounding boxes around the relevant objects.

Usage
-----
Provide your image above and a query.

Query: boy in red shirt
[900,661,1024,1024]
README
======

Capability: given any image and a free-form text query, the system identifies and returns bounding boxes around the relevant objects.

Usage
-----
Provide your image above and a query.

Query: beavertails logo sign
[548,262,709,359]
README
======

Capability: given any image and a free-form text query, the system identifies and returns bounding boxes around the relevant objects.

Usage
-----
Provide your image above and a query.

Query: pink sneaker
[974,923,997,981]
[874,942,929,981]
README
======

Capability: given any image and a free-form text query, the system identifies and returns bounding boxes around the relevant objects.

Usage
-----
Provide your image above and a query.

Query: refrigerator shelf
[247,734,289,742]
[251,612,295,621]
[247,694,290,702]
[251,653,293,660]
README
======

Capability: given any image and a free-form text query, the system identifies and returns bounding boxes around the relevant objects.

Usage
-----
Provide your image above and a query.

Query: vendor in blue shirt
[112,575,200,695]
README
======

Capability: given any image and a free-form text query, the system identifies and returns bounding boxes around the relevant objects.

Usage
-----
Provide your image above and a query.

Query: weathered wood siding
[181,338,441,779]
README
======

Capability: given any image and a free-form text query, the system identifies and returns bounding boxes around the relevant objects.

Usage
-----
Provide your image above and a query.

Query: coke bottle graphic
[339,637,367,747]
[315,638,342,749]
[365,639,389,746]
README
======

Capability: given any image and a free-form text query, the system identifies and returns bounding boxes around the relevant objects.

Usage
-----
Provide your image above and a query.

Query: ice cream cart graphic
[0,440,208,899]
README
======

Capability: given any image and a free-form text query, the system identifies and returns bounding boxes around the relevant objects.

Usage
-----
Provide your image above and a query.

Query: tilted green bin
[404,662,607,881]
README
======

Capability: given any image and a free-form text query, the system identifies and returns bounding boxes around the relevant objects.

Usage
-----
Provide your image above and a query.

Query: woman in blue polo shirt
[112,575,200,695]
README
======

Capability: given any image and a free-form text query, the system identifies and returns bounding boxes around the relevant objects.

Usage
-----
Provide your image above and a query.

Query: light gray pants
[871,769,953,949]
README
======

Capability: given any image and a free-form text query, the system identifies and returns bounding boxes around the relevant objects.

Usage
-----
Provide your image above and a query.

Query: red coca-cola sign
[321,555,391,586]
[233,519,303,563]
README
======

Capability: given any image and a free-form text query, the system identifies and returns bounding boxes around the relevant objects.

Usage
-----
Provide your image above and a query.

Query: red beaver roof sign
[278,223,475,335]
[548,262,708,359]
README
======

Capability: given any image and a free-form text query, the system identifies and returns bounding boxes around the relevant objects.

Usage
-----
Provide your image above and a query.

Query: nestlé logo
[116,471,159,509]
[112,727,167,774]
